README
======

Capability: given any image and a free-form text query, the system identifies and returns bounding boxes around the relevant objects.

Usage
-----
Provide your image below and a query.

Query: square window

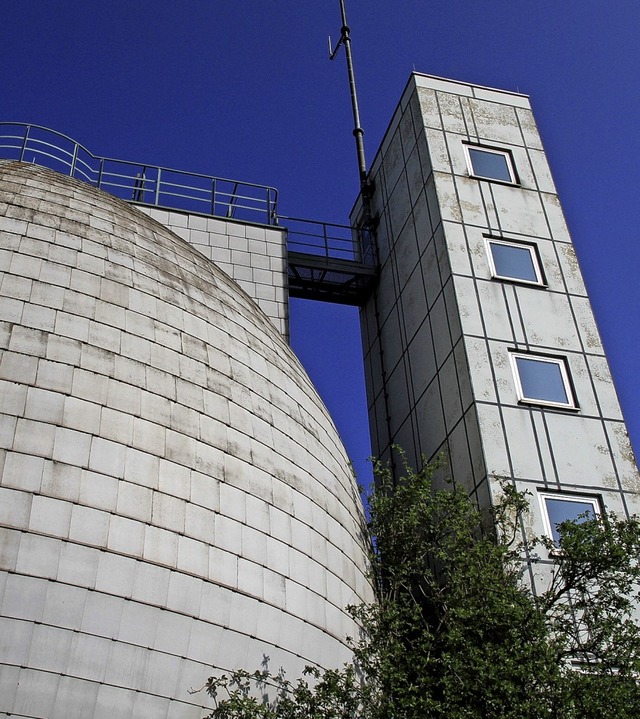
[510,353,577,408]
[465,145,517,183]
[540,493,600,546]
[486,238,545,285]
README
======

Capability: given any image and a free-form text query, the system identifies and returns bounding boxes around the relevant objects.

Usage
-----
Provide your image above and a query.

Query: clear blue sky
[2,1,639,488]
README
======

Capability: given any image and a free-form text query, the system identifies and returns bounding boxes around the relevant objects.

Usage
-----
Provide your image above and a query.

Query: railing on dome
[0,122,379,305]
[0,122,278,225]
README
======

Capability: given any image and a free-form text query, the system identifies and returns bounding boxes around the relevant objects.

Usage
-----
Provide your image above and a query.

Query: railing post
[97,158,104,189]
[267,188,278,225]
[324,222,329,261]
[155,168,162,206]
[19,125,30,162]
[70,142,79,178]
[211,178,216,216]
[227,182,239,218]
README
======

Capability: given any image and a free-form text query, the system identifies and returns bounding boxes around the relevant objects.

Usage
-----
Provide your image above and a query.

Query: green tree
[198,455,640,718]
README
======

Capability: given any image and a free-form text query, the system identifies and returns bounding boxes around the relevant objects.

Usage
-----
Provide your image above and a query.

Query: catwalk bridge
[0,122,377,305]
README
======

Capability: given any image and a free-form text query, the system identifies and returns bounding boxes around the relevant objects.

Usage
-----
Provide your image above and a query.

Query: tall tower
[355,73,639,545]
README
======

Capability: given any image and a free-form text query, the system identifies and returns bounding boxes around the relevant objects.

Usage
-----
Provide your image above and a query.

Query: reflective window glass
[512,355,574,407]
[543,496,599,546]
[489,241,541,283]
[467,147,514,182]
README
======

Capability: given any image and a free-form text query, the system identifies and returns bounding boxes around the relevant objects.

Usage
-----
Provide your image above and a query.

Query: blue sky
[2,1,639,487]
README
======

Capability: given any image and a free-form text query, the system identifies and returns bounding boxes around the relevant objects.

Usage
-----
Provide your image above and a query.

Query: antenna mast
[329,0,372,218]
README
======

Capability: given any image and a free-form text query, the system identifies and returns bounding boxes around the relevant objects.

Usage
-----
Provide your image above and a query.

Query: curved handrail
[0,122,279,225]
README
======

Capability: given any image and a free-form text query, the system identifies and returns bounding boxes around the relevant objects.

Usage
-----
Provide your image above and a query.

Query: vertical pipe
[338,0,367,188]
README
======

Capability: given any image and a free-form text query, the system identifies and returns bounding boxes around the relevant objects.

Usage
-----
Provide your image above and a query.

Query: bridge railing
[282,216,378,304]
[281,215,376,267]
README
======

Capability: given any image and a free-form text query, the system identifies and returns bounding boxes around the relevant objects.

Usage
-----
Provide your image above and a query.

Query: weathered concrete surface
[0,162,372,719]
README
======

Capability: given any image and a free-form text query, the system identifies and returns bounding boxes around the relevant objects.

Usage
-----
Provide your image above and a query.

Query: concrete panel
[415,377,445,461]
[465,337,498,403]
[453,275,484,337]
[491,185,550,238]
[555,242,587,294]
[546,414,616,486]
[518,290,581,350]
[606,421,640,494]
[501,406,544,481]
[468,97,523,146]
[476,404,511,478]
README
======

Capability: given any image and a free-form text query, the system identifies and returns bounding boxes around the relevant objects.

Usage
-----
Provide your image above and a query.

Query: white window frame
[509,352,577,409]
[464,144,518,184]
[485,237,546,286]
[539,492,601,547]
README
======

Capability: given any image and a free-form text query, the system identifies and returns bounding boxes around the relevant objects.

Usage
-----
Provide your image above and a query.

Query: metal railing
[283,216,378,304]
[0,122,279,225]
[282,215,376,267]
[0,122,380,304]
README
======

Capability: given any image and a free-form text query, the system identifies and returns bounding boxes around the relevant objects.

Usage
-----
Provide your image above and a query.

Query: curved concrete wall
[0,162,372,719]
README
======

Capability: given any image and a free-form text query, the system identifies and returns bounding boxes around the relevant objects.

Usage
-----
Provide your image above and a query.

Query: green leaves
[199,453,640,719]
[202,666,363,719]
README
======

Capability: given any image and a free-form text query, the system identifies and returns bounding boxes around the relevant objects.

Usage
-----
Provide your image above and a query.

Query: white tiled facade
[356,74,640,540]
[0,162,372,719]
[136,206,289,339]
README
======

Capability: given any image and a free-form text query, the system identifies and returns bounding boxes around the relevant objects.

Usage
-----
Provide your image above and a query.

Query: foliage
[199,453,640,719]
[537,510,640,718]
[199,666,362,719]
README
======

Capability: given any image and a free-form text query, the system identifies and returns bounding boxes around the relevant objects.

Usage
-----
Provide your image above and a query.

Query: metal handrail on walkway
[282,216,377,305]
[0,122,279,225]
[281,215,376,266]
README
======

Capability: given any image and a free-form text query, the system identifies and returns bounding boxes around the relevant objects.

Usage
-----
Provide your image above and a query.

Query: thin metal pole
[338,0,367,188]
[156,167,162,206]
[97,158,104,189]
[70,142,79,178]
[19,125,30,162]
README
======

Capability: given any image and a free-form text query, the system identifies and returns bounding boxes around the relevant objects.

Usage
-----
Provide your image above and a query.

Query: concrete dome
[0,162,372,718]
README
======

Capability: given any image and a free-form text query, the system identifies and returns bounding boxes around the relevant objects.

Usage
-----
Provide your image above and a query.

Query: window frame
[538,492,601,547]
[464,143,518,185]
[509,352,578,409]
[485,236,546,286]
